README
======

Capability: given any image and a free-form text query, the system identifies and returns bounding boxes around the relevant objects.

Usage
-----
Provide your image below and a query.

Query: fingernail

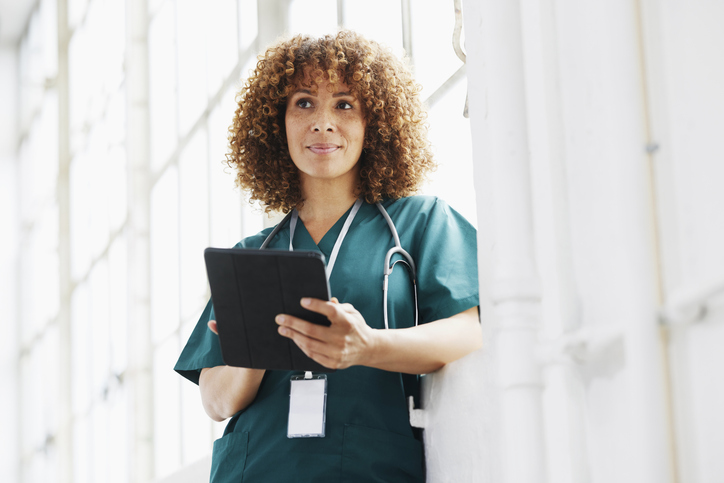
[301,298,311,307]
[279,327,288,336]
[276,315,285,324]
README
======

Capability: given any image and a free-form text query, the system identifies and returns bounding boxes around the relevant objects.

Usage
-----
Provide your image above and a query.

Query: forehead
[289,81,352,96]
[289,68,352,94]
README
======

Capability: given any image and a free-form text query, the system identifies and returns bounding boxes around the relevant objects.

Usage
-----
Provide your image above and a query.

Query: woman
[175,30,482,482]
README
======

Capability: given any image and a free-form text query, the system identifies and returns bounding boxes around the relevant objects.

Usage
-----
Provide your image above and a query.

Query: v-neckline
[293,202,359,256]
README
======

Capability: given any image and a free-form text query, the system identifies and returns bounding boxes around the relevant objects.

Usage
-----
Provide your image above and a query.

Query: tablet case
[204,248,334,372]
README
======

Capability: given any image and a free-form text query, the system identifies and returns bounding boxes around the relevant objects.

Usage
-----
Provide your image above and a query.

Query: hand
[275,297,377,370]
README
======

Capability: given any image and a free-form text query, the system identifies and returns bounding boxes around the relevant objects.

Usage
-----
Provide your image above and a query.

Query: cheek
[354,121,367,144]
[285,117,302,146]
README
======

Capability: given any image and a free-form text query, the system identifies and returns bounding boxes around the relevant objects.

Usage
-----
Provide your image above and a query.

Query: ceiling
[0,0,36,46]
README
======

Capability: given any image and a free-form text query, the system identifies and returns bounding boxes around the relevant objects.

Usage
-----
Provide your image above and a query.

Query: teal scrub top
[174,196,479,482]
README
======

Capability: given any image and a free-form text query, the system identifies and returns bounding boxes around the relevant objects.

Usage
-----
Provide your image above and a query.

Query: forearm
[366,306,482,374]
[199,366,265,422]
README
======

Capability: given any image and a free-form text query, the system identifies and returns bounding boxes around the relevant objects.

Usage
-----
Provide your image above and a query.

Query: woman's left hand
[275,297,376,370]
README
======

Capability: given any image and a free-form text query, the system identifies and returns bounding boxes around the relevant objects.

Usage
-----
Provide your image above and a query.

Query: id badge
[288,372,327,438]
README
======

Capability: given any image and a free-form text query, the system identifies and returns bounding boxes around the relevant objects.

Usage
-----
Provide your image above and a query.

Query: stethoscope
[260,200,419,329]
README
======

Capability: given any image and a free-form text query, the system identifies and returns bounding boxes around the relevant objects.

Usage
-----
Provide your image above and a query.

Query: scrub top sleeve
[174,299,225,385]
[415,198,479,323]
[173,236,273,385]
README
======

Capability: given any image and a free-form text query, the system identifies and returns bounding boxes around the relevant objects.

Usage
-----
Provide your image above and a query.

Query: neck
[297,169,360,221]
[297,178,359,244]
[300,191,357,218]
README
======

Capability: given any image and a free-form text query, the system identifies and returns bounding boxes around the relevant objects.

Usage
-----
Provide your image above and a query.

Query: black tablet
[204,247,334,372]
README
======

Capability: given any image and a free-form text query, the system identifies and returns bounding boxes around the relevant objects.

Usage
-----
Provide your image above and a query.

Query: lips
[308,143,340,155]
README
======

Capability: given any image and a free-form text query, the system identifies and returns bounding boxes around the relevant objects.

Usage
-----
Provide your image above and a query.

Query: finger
[276,314,327,341]
[331,297,339,304]
[338,303,357,314]
[279,328,340,369]
[300,297,344,320]
[207,320,219,335]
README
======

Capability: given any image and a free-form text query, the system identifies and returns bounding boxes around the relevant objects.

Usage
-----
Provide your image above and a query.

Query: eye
[296,99,313,108]
[337,101,353,110]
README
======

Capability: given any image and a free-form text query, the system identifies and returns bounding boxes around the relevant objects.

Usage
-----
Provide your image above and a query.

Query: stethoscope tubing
[260,201,419,330]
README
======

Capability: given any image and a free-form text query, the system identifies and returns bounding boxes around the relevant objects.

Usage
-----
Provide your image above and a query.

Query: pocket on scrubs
[210,431,249,483]
[341,424,424,482]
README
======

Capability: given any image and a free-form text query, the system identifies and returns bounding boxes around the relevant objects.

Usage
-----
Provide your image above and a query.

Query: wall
[644,1,724,482]
[421,1,724,482]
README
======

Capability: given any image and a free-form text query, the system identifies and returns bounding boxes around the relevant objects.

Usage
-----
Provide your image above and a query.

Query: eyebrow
[292,89,354,98]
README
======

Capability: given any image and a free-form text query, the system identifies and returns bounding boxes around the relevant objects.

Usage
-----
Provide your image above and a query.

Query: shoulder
[233,226,277,249]
[385,195,473,230]
[385,194,439,211]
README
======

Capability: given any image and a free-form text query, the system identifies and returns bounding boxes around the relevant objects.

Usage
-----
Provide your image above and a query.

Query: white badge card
[288,373,327,438]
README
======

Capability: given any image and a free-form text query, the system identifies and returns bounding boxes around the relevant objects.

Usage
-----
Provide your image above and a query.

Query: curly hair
[226,30,436,213]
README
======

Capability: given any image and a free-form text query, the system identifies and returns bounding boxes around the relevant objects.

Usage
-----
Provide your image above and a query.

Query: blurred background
[2,1,724,483]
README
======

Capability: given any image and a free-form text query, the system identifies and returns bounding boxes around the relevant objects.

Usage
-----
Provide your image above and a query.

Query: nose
[312,108,335,133]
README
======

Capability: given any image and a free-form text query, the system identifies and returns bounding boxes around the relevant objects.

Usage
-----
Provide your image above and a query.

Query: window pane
[31,207,60,332]
[89,259,110,398]
[71,282,92,416]
[238,0,258,51]
[86,123,112,258]
[410,0,466,99]
[39,0,59,78]
[69,0,89,29]
[42,324,61,437]
[70,151,92,279]
[19,94,58,221]
[208,99,242,248]
[107,386,129,483]
[68,23,90,153]
[91,402,110,483]
[179,129,210,323]
[289,0,338,36]
[19,11,45,128]
[108,236,128,374]
[205,0,238,98]
[342,0,404,56]
[149,0,178,169]
[19,352,39,456]
[72,414,91,483]
[425,80,477,225]
[151,165,180,343]
[154,335,182,478]
[181,374,212,464]
[106,89,127,232]
[176,0,207,135]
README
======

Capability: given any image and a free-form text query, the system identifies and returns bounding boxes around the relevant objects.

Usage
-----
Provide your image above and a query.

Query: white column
[464,1,547,482]
[57,0,73,482]
[126,0,153,480]
[520,1,590,482]
[0,44,21,483]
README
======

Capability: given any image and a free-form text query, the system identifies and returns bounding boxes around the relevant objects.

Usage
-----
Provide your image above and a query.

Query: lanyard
[289,199,363,280]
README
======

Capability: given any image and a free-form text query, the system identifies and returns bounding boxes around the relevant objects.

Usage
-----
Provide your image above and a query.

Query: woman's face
[285,78,366,188]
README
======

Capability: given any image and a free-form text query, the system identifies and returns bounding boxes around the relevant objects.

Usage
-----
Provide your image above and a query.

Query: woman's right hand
[199,320,265,421]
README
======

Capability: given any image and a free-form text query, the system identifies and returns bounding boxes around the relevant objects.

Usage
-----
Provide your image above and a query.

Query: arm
[199,320,265,422]
[276,298,482,375]
[366,306,481,374]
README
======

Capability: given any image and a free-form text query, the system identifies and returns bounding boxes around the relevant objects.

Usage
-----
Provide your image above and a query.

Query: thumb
[207,320,219,335]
